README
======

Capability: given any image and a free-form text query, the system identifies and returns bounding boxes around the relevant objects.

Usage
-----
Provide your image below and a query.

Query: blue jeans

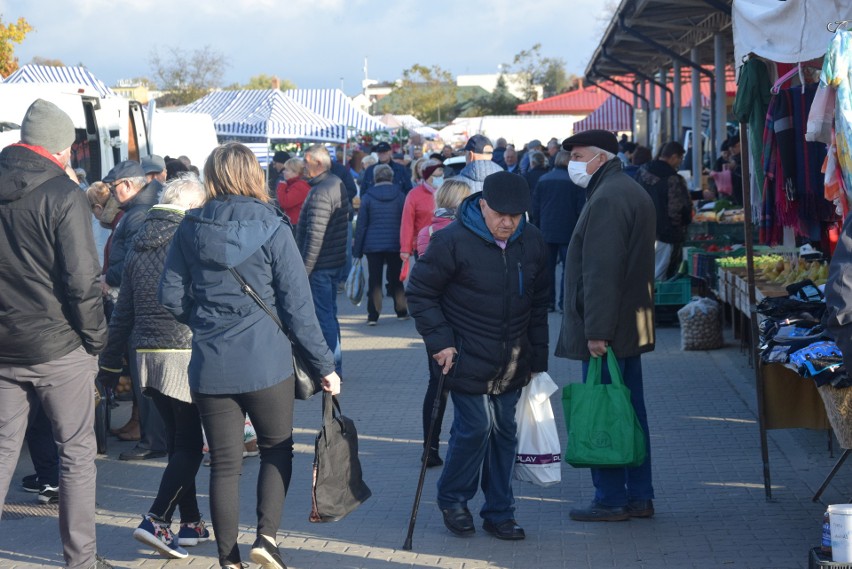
[309,267,342,376]
[437,389,522,524]
[581,354,654,507]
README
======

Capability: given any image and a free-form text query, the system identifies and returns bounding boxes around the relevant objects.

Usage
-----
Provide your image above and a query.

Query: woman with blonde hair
[413,178,472,467]
[159,142,341,569]
[410,157,428,188]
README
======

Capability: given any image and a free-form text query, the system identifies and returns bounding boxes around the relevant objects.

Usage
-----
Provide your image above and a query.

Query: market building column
[673,60,682,139]
[691,47,702,189]
[714,33,727,158]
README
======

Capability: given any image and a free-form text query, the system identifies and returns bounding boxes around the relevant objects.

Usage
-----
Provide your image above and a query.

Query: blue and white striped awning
[2,64,115,98]
[182,89,346,142]
[285,88,388,133]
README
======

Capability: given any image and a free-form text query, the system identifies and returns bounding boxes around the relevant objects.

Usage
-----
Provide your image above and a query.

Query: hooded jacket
[556,159,656,360]
[0,145,106,364]
[352,181,405,257]
[158,196,335,395]
[105,179,160,287]
[100,206,192,371]
[295,171,350,275]
[407,192,549,395]
[457,159,505,194]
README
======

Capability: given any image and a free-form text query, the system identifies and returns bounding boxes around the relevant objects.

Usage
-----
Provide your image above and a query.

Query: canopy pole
[673,61,682,138]
[691,48,702,192]
[739,121,771,501]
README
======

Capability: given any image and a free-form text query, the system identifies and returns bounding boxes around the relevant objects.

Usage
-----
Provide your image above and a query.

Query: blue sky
[2,0,611,94]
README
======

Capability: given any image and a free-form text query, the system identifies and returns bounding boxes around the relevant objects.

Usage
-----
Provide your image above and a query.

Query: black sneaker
[249,535,286,569]
[22,474,41,493]
[38,484,59,504]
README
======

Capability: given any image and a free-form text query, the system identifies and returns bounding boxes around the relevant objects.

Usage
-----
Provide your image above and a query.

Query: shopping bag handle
[586,349,624,387]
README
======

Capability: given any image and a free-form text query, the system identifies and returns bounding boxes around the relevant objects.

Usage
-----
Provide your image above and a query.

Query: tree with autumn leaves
[0,15,32,77]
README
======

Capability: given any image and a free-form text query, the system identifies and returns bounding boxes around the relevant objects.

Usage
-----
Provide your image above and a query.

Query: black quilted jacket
[295,171,350,275]
[100,206,192,369]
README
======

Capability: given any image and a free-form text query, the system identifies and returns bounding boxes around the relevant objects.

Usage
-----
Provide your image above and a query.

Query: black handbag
[309,392,371,522]
[229,267,322,400]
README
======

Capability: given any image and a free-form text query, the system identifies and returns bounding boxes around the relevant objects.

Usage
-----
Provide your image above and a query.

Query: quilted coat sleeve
[405,231,457,355]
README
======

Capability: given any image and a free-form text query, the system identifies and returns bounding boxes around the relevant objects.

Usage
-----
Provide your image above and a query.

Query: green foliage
[462,74,522,116]
[149,45,228,105]
[383,64,458,124]
[224,74,297,91]
[506,43,577,101]
[0,16,33,77]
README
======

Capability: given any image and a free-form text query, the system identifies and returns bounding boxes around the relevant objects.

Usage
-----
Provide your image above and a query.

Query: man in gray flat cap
[0,99,113,568]
[142,154,167,195]
[407,171,549,542]
[102,159,167,462]
[555,129,657,523]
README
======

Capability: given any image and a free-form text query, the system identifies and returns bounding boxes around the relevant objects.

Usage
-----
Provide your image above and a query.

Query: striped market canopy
[3,64,115,98]
[285,88,388,133]
[573,95,633,133]
[182,89,346,142]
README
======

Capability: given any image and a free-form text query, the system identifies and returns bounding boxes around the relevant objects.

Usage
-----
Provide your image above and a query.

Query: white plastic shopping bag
[514,371,562,487]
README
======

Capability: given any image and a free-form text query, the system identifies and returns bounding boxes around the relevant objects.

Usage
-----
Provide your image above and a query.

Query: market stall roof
[182,89,345,142]
[377,114,424,129]
[284,88,388,133]
[516,85,611,115]
[584,0,734,84]
[573,95,632,133]
[2,64,115,98]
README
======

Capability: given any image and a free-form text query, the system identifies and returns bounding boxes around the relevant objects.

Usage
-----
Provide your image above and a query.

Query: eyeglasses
[108,180,127,194]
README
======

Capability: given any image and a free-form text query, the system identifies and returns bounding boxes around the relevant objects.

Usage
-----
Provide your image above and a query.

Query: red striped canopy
[573,96,632,133]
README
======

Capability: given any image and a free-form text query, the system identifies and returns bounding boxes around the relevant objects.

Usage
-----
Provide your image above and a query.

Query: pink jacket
[416,215,454,256]
[399,182,436,255]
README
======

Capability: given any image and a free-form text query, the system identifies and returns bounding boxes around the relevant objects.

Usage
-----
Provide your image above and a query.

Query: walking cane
[403,359,451,551]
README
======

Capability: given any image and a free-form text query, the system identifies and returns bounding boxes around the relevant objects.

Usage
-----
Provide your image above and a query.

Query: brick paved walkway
[1,297,845,568]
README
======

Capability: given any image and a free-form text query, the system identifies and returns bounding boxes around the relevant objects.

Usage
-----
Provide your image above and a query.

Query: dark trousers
[581,355,654,507]
[422,355,448,450]
[365,252,407,322]
[26,403,59,486]
[437,388,522,524]
[546,243,567,309]
[193,379,295,566]
[148,390,204,524]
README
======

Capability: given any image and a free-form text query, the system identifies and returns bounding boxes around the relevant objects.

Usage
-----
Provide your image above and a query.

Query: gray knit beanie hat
[20,99,75,154]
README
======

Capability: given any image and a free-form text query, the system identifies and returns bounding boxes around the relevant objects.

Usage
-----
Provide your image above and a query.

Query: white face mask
[567,153,601,188]
[431,176,443,188]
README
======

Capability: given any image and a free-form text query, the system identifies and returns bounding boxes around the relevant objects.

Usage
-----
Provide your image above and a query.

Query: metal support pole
[673,61,682,139]
[649,77,657,152]
[714,34,728,154]
[740,121,771,501]
[659,68,670,142]
[691,48,702,190]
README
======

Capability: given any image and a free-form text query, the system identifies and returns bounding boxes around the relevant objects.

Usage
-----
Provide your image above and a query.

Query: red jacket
[276,177,311,226]
[416,214,454,256]
[399,182,436,255]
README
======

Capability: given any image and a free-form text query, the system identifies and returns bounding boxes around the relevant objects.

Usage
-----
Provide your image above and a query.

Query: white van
[0,83,149,181]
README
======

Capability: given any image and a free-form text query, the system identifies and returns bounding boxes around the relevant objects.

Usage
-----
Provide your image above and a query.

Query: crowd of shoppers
[0,98,669,567]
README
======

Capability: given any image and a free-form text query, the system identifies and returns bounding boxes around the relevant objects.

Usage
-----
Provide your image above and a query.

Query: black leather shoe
[483,519,525,540]
[569,501,630,522]
[118,446,166,461]
[249,535,286,569]
[627,499,654,518]
[441,507,474,537]
[421,447,443,468]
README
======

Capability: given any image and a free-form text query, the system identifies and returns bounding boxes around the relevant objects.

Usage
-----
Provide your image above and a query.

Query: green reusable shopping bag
[562,350,647,468]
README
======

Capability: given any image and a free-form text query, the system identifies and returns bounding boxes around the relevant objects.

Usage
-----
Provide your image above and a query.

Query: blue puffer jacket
[353,182,405,257]
[158,196,335,395]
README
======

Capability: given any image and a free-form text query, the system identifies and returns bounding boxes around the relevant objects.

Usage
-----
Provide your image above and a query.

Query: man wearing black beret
[407,171,549,541]
[555,129,657,522]
[361,141,413,195]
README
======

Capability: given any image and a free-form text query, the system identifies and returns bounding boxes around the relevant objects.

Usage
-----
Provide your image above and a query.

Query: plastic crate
[654,278,691,306]
[810,547,852,568]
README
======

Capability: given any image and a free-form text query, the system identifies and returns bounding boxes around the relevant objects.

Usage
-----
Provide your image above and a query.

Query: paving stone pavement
[1,297,849,568]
